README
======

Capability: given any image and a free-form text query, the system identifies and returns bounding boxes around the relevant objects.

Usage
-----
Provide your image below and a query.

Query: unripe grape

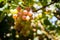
[10,9,18,14]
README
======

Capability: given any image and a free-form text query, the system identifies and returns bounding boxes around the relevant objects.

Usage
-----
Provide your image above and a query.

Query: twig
[33,1,59,12]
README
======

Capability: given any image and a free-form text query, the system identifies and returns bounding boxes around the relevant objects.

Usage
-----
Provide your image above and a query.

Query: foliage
[0,0,60,40]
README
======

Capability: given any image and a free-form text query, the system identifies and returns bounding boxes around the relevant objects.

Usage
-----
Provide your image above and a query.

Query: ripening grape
[26,16,30,21]
[23,10,28,15]
[22,15,26,20]
[16,6,21,12]
[13,14,17,19]
[18,12,22,17]
[28,12,32,17]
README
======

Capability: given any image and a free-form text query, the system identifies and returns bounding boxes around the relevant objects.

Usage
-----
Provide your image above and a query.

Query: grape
[16,6,21,12]
[22,15,26,20]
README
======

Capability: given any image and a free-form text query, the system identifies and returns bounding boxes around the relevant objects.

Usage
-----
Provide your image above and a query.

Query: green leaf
[41,0,47,6]
[0,0,3,2]
[44,18,51,25]
[47,0,51,4]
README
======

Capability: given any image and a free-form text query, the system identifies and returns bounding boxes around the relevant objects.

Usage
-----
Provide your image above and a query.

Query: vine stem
[32,1,58,12]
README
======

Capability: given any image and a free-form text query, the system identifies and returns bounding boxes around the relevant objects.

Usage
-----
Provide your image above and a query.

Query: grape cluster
[13,6,33,21]
[11,6,33,35]
[18,10,33,21]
